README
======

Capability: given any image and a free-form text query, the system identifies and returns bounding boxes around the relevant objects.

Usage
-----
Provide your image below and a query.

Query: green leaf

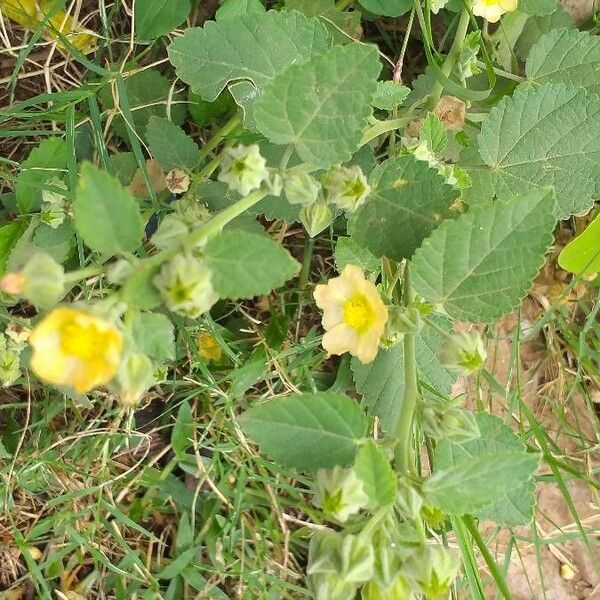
[558,214,600,275]
[216,0,266,20]
[135,0,191,38]
[421,113,447,155]
[515,9,575,60]
[74,163,143,256]
[464,83,600,219]
[107,152,138,185]
[284,0,362,45]
[121,261,162,310]
[357,0,411,17]
[255,43,381,168]
[424,452,539,516]
[434,413,537,526]
[520,0,556,15]
[16,139,69,213]
[239,392,367,471]
[98,68,186,140]
[204,230,300,300]
[0,221,29,274]
[349,155,456,261]
[167,10,331,102]
[372,81,410,110]
[158,547,196,580]
[171,401,194,461]
[412,189,556,323]
[146,116,199,171]
[354,441,397,507]
[130,312,175,361]
[527,28,600,96]
[334,237,380,273]
[351,315,456,432]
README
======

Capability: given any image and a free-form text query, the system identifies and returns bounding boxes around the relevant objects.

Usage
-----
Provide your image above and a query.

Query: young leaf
[411,188,556,323]
[239,392,367,471]
[424,452,539,516]
[421,113,447,155]
[254,43,381,168]
[204,230,300,300]
[435,413,537,526]
[349,155,456,260]
[371,81,410,110]
[0,221,29,274]
[16,139,69,213]
[74,163,143,256]
[354,441,397,507]
[130,312,175,361]
[527,28,600,96]
[464,83,600,219]
[146,117,199,171]
[558,214,600,275]
[357,0,412,17]
[167,11,331,102]
[135,0,191,39]
[171,401,194,461]
[351,315,456,432]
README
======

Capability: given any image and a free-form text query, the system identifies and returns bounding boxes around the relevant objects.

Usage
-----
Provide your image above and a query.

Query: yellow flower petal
[314,265,388,364]
[29,307,123,394]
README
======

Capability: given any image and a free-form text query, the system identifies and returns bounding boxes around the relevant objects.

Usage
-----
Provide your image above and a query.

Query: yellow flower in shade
[198,330,223,363]
[472,0,518,23]
[313,265,388,364]
[29,307,123,394]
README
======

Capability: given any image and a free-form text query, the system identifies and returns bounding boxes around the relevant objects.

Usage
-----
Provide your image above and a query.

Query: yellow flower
[29,307,123,394]
[198,330,223,363]
[472,0,518,23]
[313,265,388,364]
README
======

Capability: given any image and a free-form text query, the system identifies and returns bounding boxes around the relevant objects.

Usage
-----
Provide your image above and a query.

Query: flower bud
[117,352,155,407]
[40,205,66,229]
[440,331,487,375]
[153,215,189,251]
[371,527,403,589]
[362,577,414,600]
[218,144,268,196]
[434,96,467,131]
[166,169,191,195]
[283,171,321,206]
[314,465,369,523]
[309,573,357,600]
[406,545,460,599]
[382,306,423,348]
[153,254,219,318]
[1,253,65,308]
[340,534,375,583]
[396,481,423,521]
[265,169,283,196]
[300,202,334,238]
[323,165,370,212]
[0,348,21,387]
[107,259,134,285]
[175,191,211,227]
[420,505,447,531]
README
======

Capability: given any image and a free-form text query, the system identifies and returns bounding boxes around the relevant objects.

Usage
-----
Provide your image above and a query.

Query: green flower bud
[422,405,479,443]
[265,170,283,196]
[175,191,211,227]
[362,578,414,600]
[218,144,268,196]
[300,202,334,238]
[420,505,447,531]
[309,573,357,600]
[0,348,21,387]
[396,481,423,521]
[382,306,423,348]
[371,527,402,589]
[107,259,134,285]
[340,534,375,583]
[40,205,66,229]
[283,171,321,206]
[323,165,370,212]
[406,546,460,600]
[440,331,487,375]
[153,254,219,318]
[153,215,189,251]
[307,530,374,583]
[117,352,156,407]
[5,253,66,308]
[314,465,369,523]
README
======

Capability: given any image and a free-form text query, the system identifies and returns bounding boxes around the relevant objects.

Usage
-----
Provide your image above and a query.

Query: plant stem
[429,8,471,106]
[463,515,515,600]
[393,269,419,474]
[196,115,241,165]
